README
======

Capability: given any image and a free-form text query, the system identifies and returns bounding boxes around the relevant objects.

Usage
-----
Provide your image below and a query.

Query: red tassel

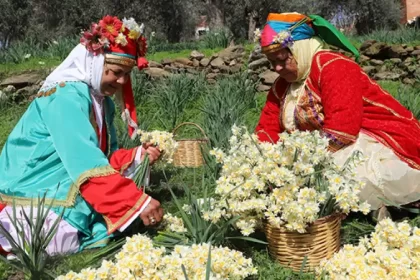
[137,57,148,70]
[122,76,138,138]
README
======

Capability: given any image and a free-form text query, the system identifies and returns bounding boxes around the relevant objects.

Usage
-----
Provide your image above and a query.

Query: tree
[203,0,226,29]
[0,0,30,47]
[345,0,402,34]
[0,0,405,48]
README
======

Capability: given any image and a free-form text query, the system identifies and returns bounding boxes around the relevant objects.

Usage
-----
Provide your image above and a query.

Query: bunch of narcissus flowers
[137,129,178,165]
[206,125,370,235]
[161,212,187,233]
[57,234,257,280]
[317,218,420,280]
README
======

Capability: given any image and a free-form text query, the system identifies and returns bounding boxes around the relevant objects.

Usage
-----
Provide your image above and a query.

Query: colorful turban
[258,13,360,61]
[260,13,314,53]
[80,15,149,138]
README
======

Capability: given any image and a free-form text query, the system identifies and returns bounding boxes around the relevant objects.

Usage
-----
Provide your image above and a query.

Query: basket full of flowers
[206,125,370,271]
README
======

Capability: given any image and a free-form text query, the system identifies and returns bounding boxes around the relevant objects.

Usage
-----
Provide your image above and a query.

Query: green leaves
[150,73,204,131]
[390,82,420,120]
[341,218,375,245]
[83,238,126,268]
[0,191,63,280]
[378,197,420,215]
[154,173,265,249]
[200,28,233,49]
[133,153,151,191]
[200,73,258,150]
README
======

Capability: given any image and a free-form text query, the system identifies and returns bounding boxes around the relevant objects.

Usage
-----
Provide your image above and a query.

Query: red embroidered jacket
[79,111,147,234]
[256,50,420,169]
[0,107,146,235]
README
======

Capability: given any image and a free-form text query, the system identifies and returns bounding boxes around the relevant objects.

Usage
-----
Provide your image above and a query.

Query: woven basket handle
[172,122,208,139]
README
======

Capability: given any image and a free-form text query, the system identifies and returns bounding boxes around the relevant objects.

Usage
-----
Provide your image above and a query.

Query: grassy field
[0,66,419,279]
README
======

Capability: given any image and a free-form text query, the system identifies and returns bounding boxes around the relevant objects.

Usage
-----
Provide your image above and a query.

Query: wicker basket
[263,214,342,272]
[172,122,208,168]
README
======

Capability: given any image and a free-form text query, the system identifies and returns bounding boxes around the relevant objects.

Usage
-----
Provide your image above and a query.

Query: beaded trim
[36,82,67,98]
[262,43,283,54]
[105,54,136,67]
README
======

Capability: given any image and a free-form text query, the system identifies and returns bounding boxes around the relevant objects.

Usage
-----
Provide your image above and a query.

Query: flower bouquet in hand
[133,129,178,189]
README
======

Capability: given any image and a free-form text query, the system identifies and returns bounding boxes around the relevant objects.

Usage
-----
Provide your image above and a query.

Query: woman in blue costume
[0,15,163,257]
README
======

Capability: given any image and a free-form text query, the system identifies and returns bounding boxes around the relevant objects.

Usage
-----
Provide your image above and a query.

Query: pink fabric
[0,206,80,256]
[260,25,277,47]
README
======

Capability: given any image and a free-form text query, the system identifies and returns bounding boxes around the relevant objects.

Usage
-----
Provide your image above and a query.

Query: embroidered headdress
[80,15,148,138]
[256,13,360,61]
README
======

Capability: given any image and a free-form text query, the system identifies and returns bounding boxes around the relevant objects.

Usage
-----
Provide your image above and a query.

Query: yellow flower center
[129,30,140,39]
[106,25,115,34]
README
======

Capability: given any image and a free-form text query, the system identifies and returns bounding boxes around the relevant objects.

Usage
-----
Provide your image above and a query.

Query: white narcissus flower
[115,33,128,46]
[122,17,138,31]
[208,125,369,235]
[162,213,187,233]
[139,23,145,34]
[58,234,257,279]
[253,28,261,42]
[123,17,143,40]
[317,219,420,280]
[136,129,178,164]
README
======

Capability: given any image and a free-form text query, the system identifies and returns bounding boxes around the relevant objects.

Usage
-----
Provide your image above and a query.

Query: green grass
[250,250,317,280]
[0,57,61,77]
[350,27,420,47]
[1,24,418,76]
[147,47,225,63]
[378,81,400,94]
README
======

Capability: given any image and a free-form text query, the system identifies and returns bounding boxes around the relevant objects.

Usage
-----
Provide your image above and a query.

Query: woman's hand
[139,198,164,226]
[140,142,161,165]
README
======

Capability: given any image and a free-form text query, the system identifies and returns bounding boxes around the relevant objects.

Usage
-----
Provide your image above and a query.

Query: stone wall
[1,41,419,103]
[144,46,247,84]
[144,42,420,91]
[357,40,420,85]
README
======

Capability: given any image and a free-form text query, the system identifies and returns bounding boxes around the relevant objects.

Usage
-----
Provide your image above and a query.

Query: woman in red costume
[255,13,420,216]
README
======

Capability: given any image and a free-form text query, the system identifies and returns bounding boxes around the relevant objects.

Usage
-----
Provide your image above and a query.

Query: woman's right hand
[140,142,161,165]
[139,198,164,226]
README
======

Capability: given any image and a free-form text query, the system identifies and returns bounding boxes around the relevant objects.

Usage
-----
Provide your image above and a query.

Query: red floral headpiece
[80,15,148,70]
[80,15,149,138]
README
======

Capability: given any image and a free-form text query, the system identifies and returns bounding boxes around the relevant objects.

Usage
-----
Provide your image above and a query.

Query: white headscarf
[285,37,326,98]
[41,44,104,94]
[41,44,106,139]
[290,36,326,83]
[282,37,327,131]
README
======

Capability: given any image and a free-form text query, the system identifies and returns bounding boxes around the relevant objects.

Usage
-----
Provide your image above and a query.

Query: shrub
[352,26,420,45]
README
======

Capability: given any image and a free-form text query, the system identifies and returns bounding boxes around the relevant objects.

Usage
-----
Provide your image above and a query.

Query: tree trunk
[247,9,258,42]
[206,0,225,29]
